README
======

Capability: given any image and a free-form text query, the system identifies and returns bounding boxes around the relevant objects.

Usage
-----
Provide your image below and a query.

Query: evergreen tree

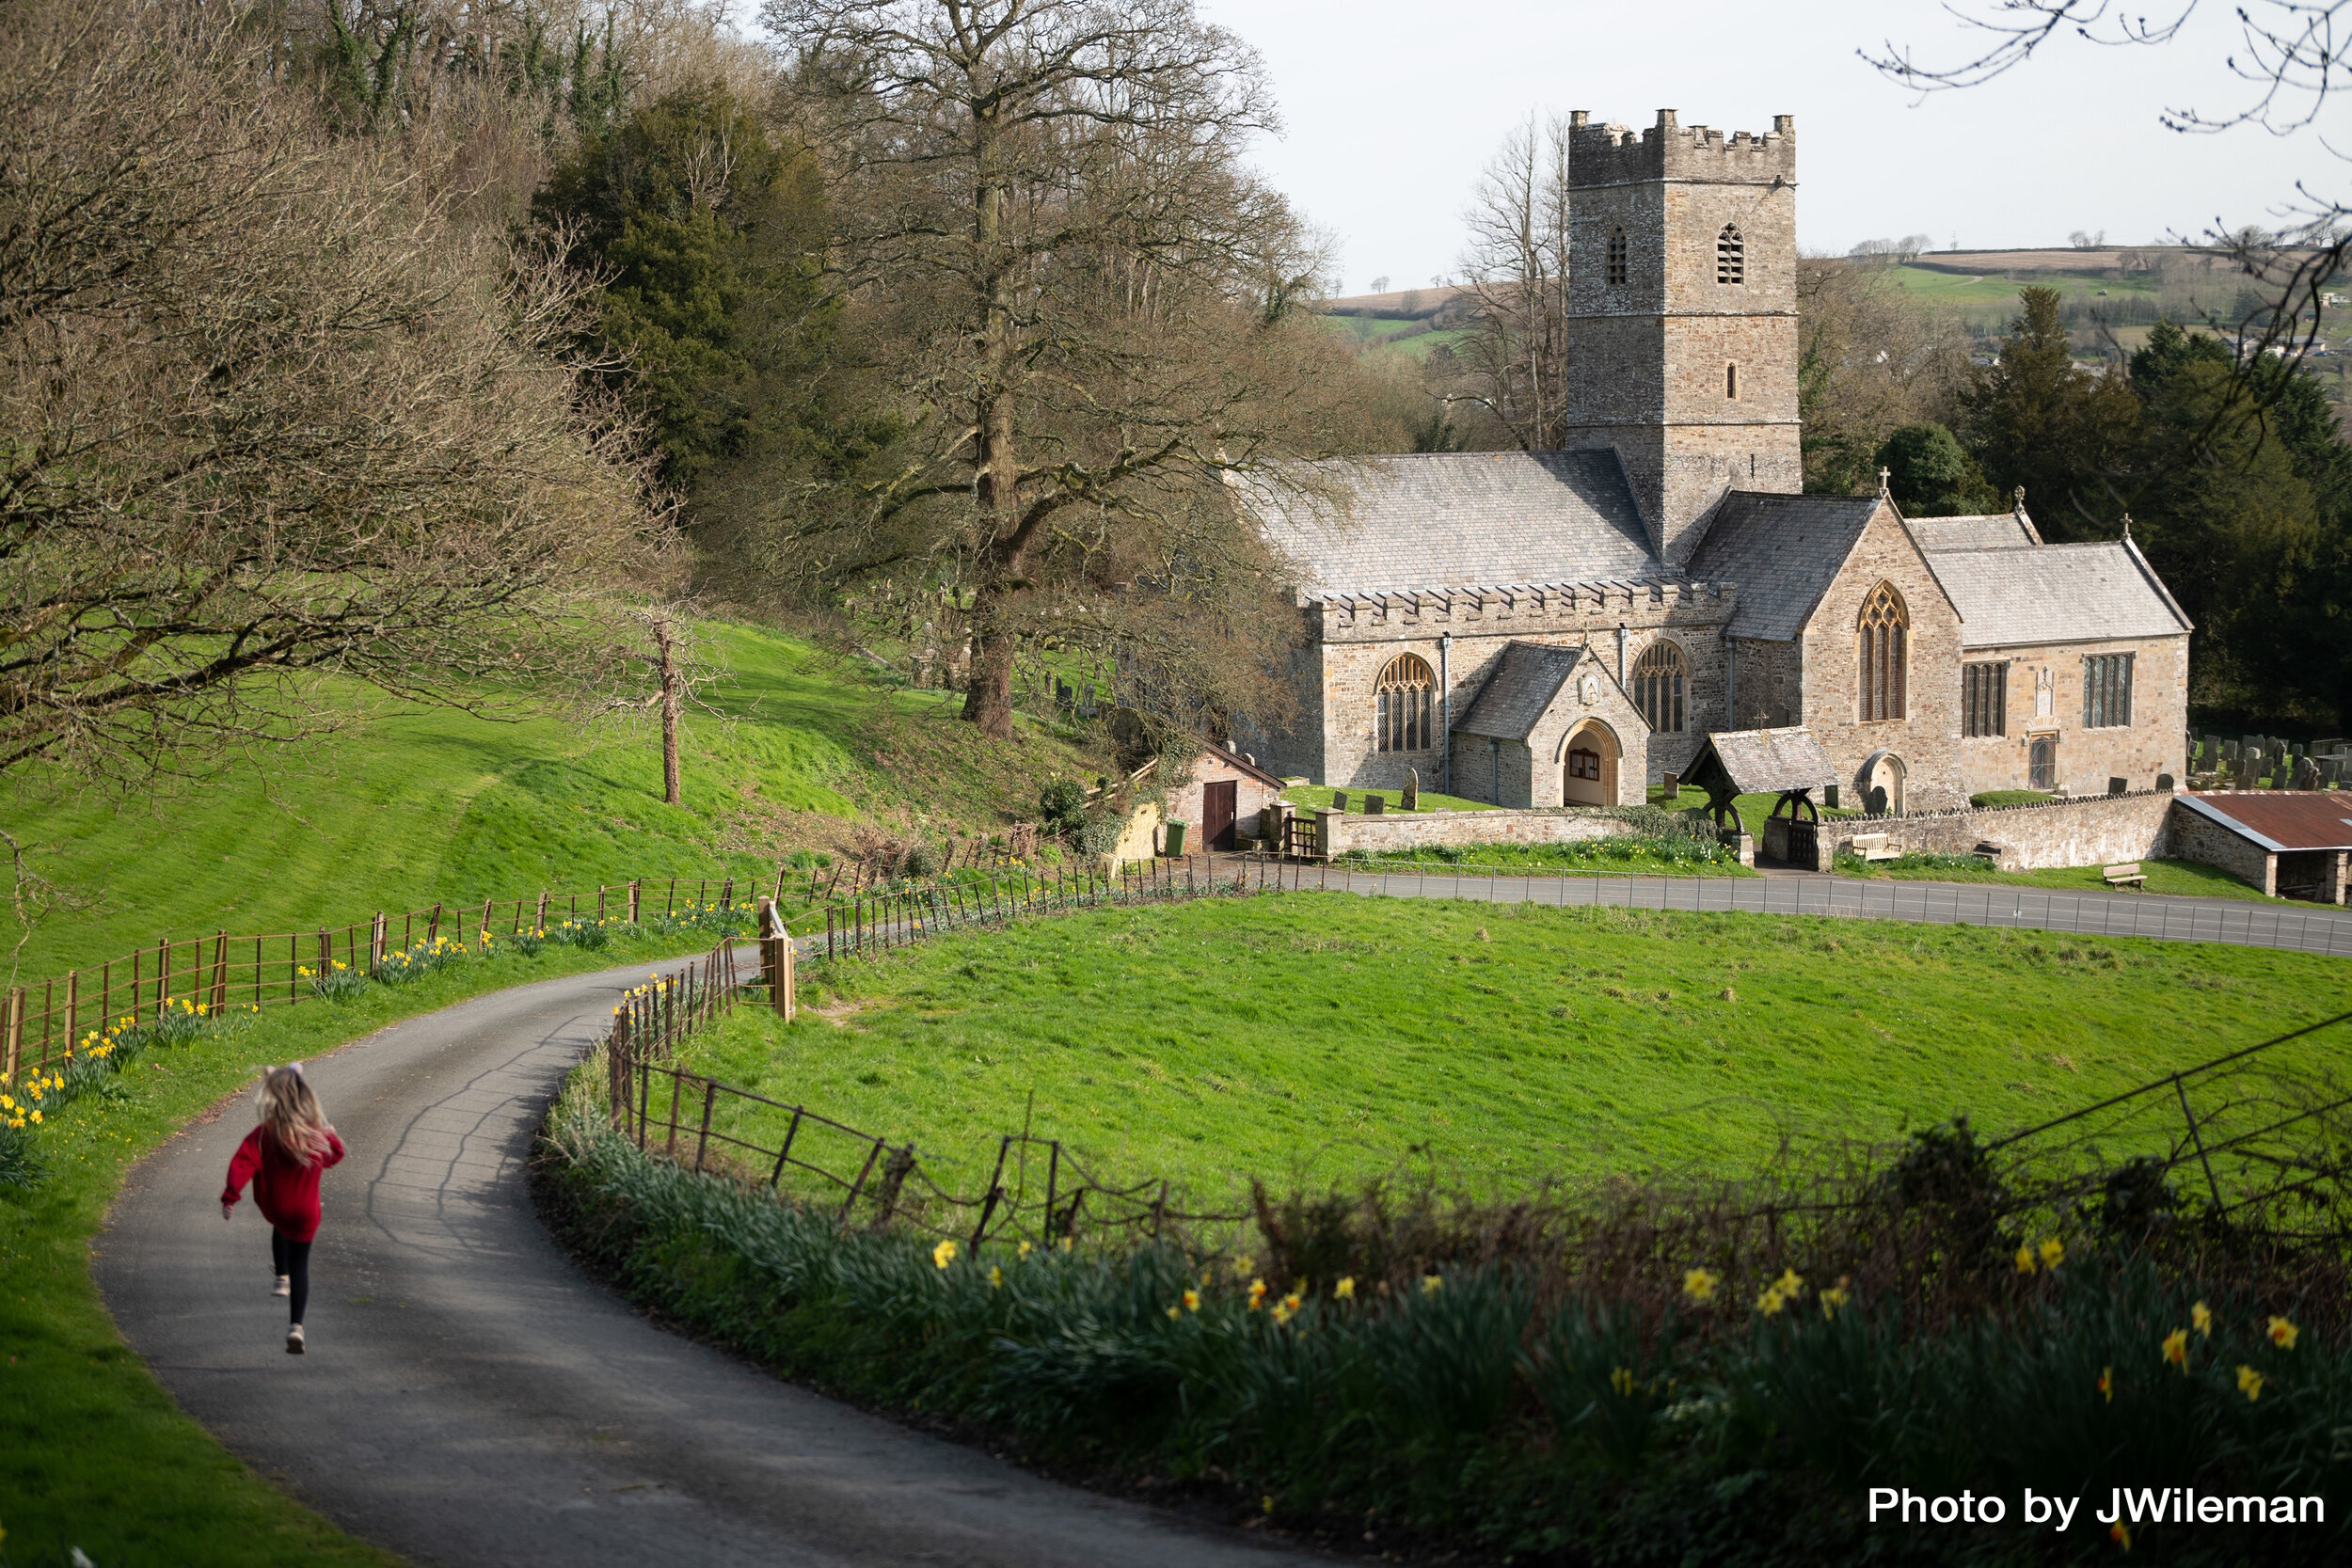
[1957,287,2138,538]
[1874,421,1996,516]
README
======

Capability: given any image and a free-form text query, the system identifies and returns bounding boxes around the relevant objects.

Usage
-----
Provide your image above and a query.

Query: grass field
[1280,783,1494,814]
[0,934,718,1566]
[677,894,2346,1211]
[0,621,1095,981]
[1315,314,1480,362]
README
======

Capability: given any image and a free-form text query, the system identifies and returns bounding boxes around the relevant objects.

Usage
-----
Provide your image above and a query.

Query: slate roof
[1925,538,2191,648]
[1908,512,2041,552]
[1691,727,1840,795]
[1235,451,1661,597]
[2173,791,2352,852]
[1681,493,1887,641]
[1454,641,1606,742]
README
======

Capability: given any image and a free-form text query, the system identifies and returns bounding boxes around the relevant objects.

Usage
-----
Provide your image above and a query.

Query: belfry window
[1375,653,1436,752]
[1717,224,1744,284]
[1606,228,1628,286]
[1857,582,1908,722]
[1631,641,1688,735]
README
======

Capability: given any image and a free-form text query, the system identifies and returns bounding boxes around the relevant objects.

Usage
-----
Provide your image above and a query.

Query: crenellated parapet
[1567,108,1794,188]
[1311,578,1736,643]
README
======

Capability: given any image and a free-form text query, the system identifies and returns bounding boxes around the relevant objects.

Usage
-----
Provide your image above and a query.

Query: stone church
[1236,109,2190,815]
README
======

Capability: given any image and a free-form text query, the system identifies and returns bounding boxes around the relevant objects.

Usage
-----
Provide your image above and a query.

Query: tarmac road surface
[94,958,1306,1568]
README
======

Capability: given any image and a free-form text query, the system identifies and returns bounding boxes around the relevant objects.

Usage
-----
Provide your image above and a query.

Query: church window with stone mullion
[1858,584,1908,722]
[1375,654,1437,752]
[1632,641,1687,734]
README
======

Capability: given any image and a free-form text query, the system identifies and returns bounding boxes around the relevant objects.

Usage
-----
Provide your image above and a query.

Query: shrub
[1039,779,1090,839]
[306,960,367,1000]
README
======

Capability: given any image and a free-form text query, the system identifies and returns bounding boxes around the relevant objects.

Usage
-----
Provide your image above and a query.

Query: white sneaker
[286,1324,305,1354]
[272,1275,291,1297]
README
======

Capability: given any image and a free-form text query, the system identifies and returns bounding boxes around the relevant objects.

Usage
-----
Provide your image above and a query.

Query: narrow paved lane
[96,960,1302,1568]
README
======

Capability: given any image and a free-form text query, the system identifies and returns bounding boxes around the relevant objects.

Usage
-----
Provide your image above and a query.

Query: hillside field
[0,623,1097,982]
[676,893,2344,1208]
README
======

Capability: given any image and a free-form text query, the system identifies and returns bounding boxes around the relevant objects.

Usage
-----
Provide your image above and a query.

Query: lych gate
[1677,727,1839,867]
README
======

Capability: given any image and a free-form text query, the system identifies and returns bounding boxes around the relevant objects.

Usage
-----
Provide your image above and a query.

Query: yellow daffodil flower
[1183,1289,1200,1312]
[1421,1274,1443,1295]
[1609,1367,1636,1396]
[2192,1301,2213,1337]
[2269,1316,2299,1350]
[2039,1237,2065,1270]
[2162,1328,2189,1368]
[1682,1267,1719,1304]
[1167,1306,1182,1321]
[931,1239,957,1270]
[1332,1276,1355,1301]
[2098,1367,2113,1402]
[2014,1243,2037,1275]
[2237,1365,2265,1402]
[989,1266,1003,1290]
[1268,1302,1293,1324]
[2111,1522,2131,1550]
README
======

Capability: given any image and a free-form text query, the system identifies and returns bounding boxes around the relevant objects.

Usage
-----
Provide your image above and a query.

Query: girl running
[221,1064,345,1354]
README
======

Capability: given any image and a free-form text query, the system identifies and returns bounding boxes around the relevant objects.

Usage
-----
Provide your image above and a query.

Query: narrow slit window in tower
[1725,363,1738,399]
[1717,224,1744,284]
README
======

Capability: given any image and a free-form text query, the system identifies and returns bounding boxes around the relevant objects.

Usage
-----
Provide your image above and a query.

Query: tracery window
[1717,224,1744,284]
[1375,653,1437,752]
[2083,653,2135,729]
[1606,228,1629,286]
[1631,641,1687,734]
[1857,583,1908,722]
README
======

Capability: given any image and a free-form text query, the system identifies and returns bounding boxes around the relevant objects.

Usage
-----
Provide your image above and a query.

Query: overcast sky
[1193,0,2329,294]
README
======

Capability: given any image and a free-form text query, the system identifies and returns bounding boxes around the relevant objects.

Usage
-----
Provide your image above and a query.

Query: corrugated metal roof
[1693,726,1840,794]
[1928,539,2192,648]
[1235,451,1661,597]
[1682,493,1886,641]
[2175,791,2352,851]
[1909,512,2041,552]
[1455,641,1616,741]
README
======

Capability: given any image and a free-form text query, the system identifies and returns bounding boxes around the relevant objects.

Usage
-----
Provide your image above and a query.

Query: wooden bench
[1849,832,1899,863]
[2103,863,2146,890]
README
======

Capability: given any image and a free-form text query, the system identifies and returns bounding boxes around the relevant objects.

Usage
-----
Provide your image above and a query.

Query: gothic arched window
[1375,653,1437,752]
[1717,224,1744,284]
[1606,228,1629,286]
[1857,583,1909,722]
[1631,640,1687,734]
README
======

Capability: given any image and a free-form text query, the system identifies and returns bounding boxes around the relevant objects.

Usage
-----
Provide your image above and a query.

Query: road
[95,958,1303,1568]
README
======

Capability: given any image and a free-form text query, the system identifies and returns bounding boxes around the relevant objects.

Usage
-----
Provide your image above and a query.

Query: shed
[2169,791,2352,903]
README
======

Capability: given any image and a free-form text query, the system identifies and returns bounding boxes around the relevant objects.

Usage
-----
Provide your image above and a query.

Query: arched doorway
[1562,720,1621,807]
[1859,749,1907,817]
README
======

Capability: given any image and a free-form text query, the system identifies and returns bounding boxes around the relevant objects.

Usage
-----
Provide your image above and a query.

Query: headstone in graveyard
[2108,776,2128,796]
[1365,793,1386,815]
[2157,773,2176,792]
[1331,791,1347,812]
[1661,771,1680,801]
[1402,768,1420,811]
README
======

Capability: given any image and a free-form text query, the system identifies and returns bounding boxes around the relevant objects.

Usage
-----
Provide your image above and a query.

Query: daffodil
[1232,1253,1254,1279]
[1166,1305,1182,1320]
[1820,1285,1851,1319]
[2014,1243,2038,1275]
[1248,1278,1267,1310]
[2110,1522,2131,1551]
[1017,1241,1033,1259]
[2098,1366,2113,1402]
[2192,1301,2213,1337]
[2162,1328,2189,1368]
[1332,1277,1355,1301]
[932,1239,957,1270]
[1183,1289,1200,1312]
[1609,1367,1637,1396]
[1421,1274,1443,1295]
[1682,1267,1719,1304]
[2268,1315,2299,1350]
[989,1266,1003,1290]
[2237,1364,2265,1402]
[1268,1302,1293,1324]
[2039,1236,2065,1271]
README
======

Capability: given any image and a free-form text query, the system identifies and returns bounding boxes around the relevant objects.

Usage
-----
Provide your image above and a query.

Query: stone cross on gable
[1878,467,1891,497]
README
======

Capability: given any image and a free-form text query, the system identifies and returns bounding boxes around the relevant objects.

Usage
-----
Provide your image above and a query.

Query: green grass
[1281,783,1493,814]
[678,894,2345,1211]
[1969,789,2053,808]
[1838,853,2277,901]
[0,930,723,1566]
[1313,314,1481,362]
[0,621,1097,981]
[1335,839,1752,877]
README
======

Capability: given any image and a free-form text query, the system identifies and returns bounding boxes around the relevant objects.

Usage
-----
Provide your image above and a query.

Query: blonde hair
[256,1065,329,1164]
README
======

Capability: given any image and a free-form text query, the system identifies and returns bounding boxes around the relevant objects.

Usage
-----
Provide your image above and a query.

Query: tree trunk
[960,616,1018,736]
[655,617,682,806]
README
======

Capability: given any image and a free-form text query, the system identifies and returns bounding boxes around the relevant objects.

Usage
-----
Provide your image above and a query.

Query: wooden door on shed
[1203,780,1237,850]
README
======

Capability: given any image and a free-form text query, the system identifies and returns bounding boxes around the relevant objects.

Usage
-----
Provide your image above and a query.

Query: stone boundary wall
[2166,804,2277,895]
[1320,807,1638,858]
[1837,790,2174,872]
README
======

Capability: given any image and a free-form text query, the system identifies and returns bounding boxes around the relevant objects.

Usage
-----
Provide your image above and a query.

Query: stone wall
[1730,635,1802,729]
[2166,801,2276,895]
[1836,790,2174,872]
[1957,636,2190,798]
[1801,501,1969,813]
[1318,807,1637,858]
[1308,581,1734,793]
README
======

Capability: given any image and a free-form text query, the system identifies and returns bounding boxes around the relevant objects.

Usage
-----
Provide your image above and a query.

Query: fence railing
[0,868,795,1087]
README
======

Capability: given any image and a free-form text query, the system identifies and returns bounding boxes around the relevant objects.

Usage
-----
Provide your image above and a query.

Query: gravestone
[1330,791,1347,811]
[2223,739,2240,763]
[1823,784,1840,810]
[1402,768,1420,811]
[1365,793,1386,816]
[2108,776,2128,796]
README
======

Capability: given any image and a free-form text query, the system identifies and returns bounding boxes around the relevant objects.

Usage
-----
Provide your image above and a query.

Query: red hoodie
[221,1125,346,1243]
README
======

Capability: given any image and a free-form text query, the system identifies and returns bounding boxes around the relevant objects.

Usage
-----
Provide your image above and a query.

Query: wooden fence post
[210,932,228,1013]
[2,989,19,1083]
[628,880,641,925]
[780,930,795,1022]
[64,972,77,1057]
[693,1079,717,1171]
[429,903,442,944]
[597,885,607,921]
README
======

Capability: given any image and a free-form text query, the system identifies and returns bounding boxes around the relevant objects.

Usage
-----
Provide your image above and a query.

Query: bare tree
[593,607,726,805]
[0,3,661,784]
[756,0,1372,742]
[1797,256,1978,494]
[1446,114,1575,451]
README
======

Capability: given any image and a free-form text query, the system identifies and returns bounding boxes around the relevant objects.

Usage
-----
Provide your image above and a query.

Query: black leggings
[271,1231,311,1325]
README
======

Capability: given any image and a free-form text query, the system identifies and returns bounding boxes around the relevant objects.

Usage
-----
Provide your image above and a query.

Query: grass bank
[1837,852,2276,902]
[1334,838,1753,877]
[0,619,1097,979]
[674,895,2345,1208]
[0,927,732,1567]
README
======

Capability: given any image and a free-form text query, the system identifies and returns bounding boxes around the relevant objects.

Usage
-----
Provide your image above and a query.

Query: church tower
[1560,109,1801,568]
